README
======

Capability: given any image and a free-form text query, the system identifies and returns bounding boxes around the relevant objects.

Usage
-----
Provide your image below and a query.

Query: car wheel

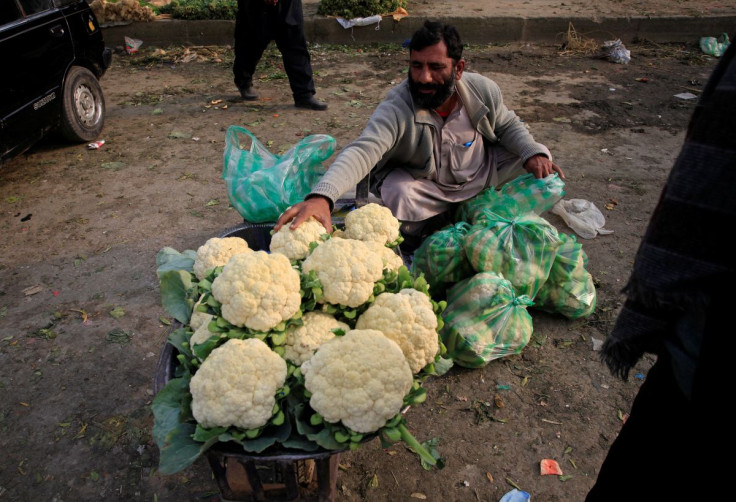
[60,66,105,142]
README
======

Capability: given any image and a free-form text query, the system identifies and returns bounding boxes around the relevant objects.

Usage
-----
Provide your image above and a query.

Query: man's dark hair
[408,21,464,62]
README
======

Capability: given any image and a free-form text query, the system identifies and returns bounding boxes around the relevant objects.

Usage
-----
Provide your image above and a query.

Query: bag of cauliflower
[534,232,597,319]
[455,186,521,224]
[223,126,335,223]
[410,222,474,295]
[463,210,562,298]
[441,272,534,368]
[499,173,566,215]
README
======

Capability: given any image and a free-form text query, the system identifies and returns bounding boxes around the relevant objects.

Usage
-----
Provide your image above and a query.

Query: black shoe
[239,86,258,100]
[295,96,327,111]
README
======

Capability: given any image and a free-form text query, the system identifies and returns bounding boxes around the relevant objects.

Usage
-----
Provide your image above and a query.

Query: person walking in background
[233,0,327,110]
[585,41,735,501]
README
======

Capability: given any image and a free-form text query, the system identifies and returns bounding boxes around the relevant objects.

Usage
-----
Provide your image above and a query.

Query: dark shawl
[601,42,736,398]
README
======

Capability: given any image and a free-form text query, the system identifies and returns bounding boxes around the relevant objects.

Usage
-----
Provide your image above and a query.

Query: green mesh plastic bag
[222,126,336,223]
[499,173,565,215]
[463,210,562,298]
[454,187,520,224]
[534,232,597,319]
[410,222,474,294]
[441,272,534,368]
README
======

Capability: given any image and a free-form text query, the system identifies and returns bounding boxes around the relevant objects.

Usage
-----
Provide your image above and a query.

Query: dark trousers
[233,0,315,101]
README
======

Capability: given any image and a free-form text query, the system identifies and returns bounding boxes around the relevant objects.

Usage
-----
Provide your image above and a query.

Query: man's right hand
[274,196,333,233]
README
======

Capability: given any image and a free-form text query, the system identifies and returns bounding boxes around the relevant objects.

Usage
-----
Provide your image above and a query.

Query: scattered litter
[540,459,563,476]
[500,489,530,502]
[674,92,698,100]
[22,285,44,296]
[635,77,649,83]
[124,36,143,54]
[336,14,382,29]
[592,337,604,351]
[601,39,630,64]
[699,33,730,57]
[635,373,645,380]
[106,328,133,344]
[88,140,105,149]
[550,199,614,239]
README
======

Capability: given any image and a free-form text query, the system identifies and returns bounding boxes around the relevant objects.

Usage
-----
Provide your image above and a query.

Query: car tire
[59,66,105,142]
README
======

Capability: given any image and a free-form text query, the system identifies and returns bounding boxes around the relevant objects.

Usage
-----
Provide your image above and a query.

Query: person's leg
[585,354,696,501]
[233,1,270,98]
[273,19,326,109]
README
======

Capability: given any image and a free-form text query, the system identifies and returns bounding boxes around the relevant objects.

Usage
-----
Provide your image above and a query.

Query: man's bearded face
[409,66,457,110]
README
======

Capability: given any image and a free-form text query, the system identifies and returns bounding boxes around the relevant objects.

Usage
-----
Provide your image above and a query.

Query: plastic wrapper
[549,198,613,239]
[410,222,474,295]
[222,126,335,223]
[441,272,534,368]
[700,33,730,57]
[463,210,562,298]
[534,233,596,319]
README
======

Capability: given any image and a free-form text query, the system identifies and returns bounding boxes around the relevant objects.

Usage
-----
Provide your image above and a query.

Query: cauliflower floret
[283,311,349,366]
[343,203,401,246]
[190,321,217,350]
[193,237,251,280]
[301,238,384,308]
[211,251,301,331]
[364,240,405,273]
[301,329,413,433]
[189,295,213,331]
[269,217,327,260]
[356,289,439,373]
[190,338,287,429]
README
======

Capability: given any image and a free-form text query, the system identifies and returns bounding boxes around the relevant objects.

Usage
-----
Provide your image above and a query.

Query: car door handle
[49,25,65,37]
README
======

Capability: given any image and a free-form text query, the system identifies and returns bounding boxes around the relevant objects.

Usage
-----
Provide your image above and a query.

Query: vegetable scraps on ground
[152,204,448,475]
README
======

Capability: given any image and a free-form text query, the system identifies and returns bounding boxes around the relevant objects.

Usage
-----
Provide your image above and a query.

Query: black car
[0,0,112,165]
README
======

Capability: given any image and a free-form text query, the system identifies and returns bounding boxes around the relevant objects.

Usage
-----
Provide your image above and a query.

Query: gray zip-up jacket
[309,71,551,206]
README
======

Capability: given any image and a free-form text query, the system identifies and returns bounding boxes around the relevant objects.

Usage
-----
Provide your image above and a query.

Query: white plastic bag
[550,199,613,239]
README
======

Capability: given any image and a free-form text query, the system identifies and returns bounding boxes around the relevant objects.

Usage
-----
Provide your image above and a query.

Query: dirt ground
[0,37,719,501]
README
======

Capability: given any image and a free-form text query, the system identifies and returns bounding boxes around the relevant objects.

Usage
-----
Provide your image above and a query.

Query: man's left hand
[524,154,565,179]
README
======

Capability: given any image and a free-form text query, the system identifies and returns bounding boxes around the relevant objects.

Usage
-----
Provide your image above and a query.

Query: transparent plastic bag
[534,233,596,319]
[441,272,534,368]
[411,222,474,294]
[499,173,566,215]
[700,33,730,57]
[222,126,335,223]
[463,210,562,298]
[549,199,613,239]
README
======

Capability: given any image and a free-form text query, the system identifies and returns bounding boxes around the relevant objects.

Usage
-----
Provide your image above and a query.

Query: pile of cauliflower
[153,203,446,474]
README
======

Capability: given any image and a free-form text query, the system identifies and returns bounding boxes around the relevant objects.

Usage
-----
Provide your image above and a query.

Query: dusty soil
[0,38,718,501]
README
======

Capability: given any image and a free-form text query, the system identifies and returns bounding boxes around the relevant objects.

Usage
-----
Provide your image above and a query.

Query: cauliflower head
[343,203,401,245]
[211,251,301,331]
[301,329,413,433]
[364,241,405,273]
[283,311,349,366]
[270,217,327,261]
[193,237,251,280]
[356,288,439,373]
[301,237,384,307]
[190,338,287,429]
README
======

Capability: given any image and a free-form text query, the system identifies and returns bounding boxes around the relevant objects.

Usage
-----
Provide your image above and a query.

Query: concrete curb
[102,16,735,48]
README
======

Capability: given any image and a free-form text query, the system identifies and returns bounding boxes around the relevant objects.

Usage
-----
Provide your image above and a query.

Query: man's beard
[409,68,457,110]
